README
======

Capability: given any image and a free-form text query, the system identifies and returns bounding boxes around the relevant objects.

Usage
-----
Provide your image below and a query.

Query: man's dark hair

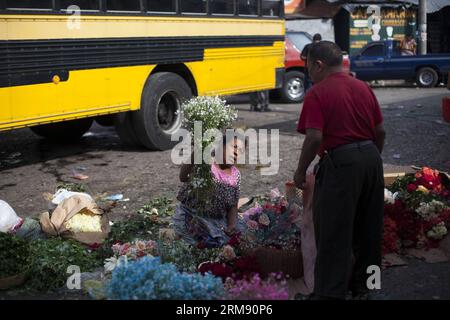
[313,33,322,41]
[307,41,343,67]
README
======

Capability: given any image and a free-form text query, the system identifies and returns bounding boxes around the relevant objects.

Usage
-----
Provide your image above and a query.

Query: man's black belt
[328,140,374,154]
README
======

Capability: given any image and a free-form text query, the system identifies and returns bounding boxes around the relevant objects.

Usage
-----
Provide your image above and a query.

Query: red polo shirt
[297,72,383,156]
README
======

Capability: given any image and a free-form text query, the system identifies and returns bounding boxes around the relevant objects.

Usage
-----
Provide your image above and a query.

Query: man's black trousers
[312,143,384,299]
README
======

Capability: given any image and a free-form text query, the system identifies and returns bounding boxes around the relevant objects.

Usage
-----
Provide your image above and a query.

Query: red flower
[382,217,399,255]
[227,234,241,247]
[416,167,442,191]
[384,200,420,247]
[407,183,418,193]
[88,243,102,250]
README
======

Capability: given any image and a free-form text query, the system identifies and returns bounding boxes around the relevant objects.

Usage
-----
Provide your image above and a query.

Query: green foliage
[27,238,101,291]
[389,174,416,193]
[158,240,222,273]
[100,197,174,259]
[0,233,31,278]
[137,196,174,217]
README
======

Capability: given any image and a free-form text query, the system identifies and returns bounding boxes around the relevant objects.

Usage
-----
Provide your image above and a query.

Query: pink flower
[119,243,131,256]
[258,214,270,226]
[247,220,259,231]
[135,240,147,252]
[242,205,263,220]
[222,245,237,261]
[112,243,122,255]
[269,188,282,201]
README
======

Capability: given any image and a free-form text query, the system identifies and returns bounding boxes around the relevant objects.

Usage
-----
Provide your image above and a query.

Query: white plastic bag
[0,200,22,233]
[51,189,93,206]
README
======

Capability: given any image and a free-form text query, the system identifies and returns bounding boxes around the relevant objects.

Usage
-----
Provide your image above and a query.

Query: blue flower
[106,257,225,300]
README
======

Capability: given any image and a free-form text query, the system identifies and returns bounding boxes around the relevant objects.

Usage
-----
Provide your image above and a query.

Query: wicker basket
[245,247,303,279]
[0,273,28,290]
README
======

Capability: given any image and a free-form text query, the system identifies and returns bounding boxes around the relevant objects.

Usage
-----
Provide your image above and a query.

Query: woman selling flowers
[173,133,246,248]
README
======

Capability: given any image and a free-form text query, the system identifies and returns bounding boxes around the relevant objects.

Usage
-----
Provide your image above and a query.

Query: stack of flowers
[106,257,225,300]
[104,240,158,273]
[383,167,450,254]
[242,189,302,250]
[64,213,102,233]
[237,188,303,279]
[198,243,261,281]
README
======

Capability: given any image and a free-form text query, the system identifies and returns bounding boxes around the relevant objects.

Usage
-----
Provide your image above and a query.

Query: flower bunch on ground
[241,189,301,250]
[65,213,102,233]
[104,239,158,273]
[198,255,260,282]
[225,273,289,300]
[158,240,223,273]
[383,167,450,254]
[106,257,225,300]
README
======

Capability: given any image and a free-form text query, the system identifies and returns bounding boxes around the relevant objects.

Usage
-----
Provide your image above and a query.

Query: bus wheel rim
[288,78,304,100]
[157,91,182,134]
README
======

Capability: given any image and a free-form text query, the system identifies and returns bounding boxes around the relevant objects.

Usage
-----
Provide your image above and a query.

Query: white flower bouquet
[181,96,238,211]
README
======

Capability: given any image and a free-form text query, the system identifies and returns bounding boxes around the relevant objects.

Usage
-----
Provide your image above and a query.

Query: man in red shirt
[294,41,386,300]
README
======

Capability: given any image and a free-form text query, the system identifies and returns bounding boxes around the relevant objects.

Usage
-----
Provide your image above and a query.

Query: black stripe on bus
[0,35,284,88]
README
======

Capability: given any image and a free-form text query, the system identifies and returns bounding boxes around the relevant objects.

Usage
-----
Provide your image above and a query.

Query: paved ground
[0,86,449,299]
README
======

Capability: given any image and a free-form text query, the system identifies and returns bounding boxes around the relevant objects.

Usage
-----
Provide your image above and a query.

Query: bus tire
[279,70,305,103]
[30,118,93,141]
[132,72,192,150]
[416,67,438,88]
[114,112,143,148]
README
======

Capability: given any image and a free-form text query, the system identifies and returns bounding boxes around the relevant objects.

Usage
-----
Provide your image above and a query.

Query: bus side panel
[1,66,152,130]
[0,88,12,125]
[198,41,285,96]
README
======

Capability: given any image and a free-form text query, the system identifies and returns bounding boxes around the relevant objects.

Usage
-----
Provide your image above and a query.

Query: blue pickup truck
[351,40,450,87]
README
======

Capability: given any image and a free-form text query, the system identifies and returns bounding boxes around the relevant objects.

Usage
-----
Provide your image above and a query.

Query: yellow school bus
[0,0,285,150]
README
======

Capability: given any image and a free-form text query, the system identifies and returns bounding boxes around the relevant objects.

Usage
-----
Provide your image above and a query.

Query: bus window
[147,0,176,13]
[107,0,141,12]
[60,0,100,11]
[262,0,280,17]
[5,0,52,10]
[210,0,234,15]
[180,0,207,14]
[238,0,258,16]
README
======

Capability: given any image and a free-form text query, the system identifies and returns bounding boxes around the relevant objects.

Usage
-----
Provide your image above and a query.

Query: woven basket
[0,273,28,290]
[245,247,303,279]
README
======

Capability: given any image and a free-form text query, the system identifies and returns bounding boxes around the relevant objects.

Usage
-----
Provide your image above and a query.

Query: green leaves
[27,238,101,291]
[0,233,30,278]
[137,196,175,217]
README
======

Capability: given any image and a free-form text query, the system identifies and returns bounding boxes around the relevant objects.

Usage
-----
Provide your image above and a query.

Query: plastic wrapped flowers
[64,213,102,233]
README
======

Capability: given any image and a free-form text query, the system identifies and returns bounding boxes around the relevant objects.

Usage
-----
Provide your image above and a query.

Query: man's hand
[294,169,307,190]
[295,128,322,190]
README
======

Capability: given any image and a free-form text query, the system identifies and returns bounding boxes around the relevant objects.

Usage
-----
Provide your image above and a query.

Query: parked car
[351,40,450,87]
[275,31,350,103]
